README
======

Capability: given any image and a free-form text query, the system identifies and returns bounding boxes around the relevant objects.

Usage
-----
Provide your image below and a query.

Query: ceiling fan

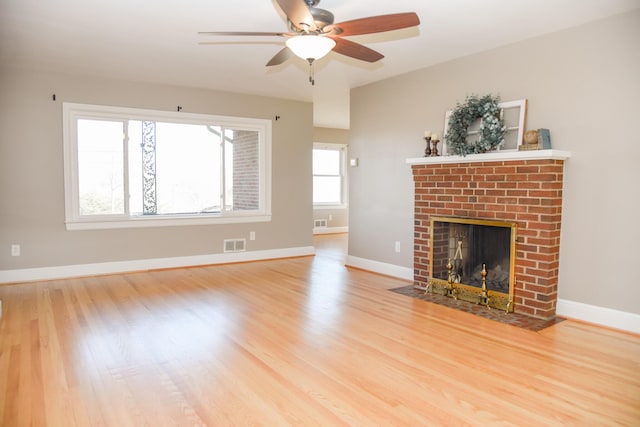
[199,0,420,84]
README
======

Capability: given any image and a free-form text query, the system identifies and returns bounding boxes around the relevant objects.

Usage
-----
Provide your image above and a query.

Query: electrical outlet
[328,214,333,221]
[395,241,401,253]
[250,231,256,241]
[11,244,20,257]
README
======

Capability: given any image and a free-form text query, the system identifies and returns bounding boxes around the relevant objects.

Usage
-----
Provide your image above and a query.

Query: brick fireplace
[407,150,570,319]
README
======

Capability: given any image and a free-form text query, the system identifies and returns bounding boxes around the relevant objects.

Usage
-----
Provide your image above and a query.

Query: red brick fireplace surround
[407,150,571,319]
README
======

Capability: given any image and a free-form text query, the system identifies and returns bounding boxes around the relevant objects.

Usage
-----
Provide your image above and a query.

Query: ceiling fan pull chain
[307,58,315,85]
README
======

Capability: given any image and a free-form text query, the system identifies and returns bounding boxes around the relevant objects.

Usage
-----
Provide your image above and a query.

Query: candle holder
[430,138,440,157]
[423,136,432,157]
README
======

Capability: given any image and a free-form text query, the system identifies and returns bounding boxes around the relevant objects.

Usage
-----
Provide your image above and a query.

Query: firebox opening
[428,217,517,312]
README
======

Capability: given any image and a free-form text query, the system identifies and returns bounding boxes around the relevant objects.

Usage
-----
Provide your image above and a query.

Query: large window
[63,103,271,230]
[313,143,347,207]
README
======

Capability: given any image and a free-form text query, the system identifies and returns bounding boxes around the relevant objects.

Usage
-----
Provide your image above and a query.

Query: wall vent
[314,219,328,228]
[224,238,246,253]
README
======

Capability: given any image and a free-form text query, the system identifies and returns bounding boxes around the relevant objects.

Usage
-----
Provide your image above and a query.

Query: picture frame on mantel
[442,99,528,156]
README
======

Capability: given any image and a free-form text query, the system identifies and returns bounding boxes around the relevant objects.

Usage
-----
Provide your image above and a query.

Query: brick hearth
[407,150,570,319]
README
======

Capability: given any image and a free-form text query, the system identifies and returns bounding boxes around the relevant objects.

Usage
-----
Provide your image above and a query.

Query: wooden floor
[1,234,639,426]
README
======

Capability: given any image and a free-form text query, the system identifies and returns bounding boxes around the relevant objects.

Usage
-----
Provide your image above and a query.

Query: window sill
[313,204,348,210]
[65,213,272,230]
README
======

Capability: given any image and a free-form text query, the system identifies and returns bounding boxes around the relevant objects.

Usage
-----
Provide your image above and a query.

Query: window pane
[77,119,124,215]
[128,120,143,215]
[313,149,340,175]
[313,176,341,204]
[224,128,234,210]
[155,122,221,214]
[229,129,260,211]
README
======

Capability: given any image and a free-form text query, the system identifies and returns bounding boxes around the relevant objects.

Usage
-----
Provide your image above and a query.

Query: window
[313,143,347,207]
[63,103,271,230]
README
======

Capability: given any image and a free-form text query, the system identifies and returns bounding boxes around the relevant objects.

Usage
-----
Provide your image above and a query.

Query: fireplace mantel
[406,149,571,165]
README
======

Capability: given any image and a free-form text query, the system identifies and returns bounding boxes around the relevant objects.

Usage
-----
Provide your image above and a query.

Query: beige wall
[349,10,640,314]
[0,67,313,271]
[313,127,350,145]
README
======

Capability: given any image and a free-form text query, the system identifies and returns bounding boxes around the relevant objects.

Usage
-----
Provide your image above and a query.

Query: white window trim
[62,102,272,230]
[312,142,348,209]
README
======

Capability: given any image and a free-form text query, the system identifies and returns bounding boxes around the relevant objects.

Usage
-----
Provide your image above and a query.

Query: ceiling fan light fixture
[285,35,336,61]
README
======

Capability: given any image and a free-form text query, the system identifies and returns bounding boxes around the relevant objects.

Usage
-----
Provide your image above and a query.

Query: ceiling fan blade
[266,47,294,66]
[331,38,384,63]
[275,0,316,31]
[327,12,420,37]
[198,31,291,37]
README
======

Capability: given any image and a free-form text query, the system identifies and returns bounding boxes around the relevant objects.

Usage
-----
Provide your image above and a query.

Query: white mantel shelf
[406,149,571,165]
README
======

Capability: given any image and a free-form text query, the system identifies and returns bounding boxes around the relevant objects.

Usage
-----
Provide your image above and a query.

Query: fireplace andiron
[444,259,458,299]
[478,264,490,308]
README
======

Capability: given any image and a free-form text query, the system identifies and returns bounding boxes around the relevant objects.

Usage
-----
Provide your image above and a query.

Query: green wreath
[445,94,507,156]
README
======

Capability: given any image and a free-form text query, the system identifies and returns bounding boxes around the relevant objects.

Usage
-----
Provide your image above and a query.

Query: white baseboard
[557,299,640,335]
[313,226,348,235]
[345,255,413,281]
[0,246,316,284]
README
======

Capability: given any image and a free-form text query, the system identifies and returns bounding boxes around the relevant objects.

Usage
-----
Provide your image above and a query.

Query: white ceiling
[1,0,638,129]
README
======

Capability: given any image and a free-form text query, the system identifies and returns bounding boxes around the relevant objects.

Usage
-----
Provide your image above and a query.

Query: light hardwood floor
[1,234,639,426]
